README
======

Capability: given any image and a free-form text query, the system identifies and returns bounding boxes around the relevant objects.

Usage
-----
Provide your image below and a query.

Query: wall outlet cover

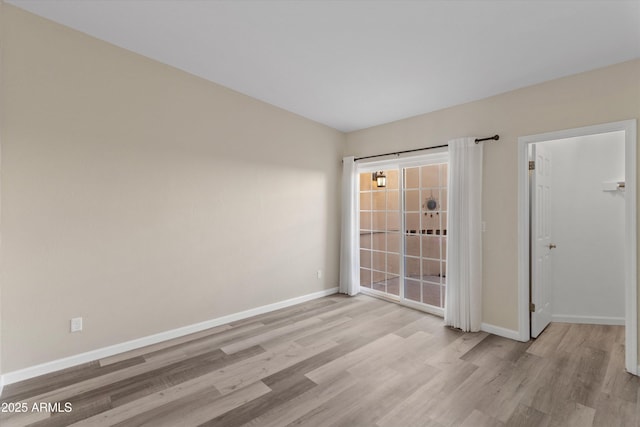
[71,317,83,333]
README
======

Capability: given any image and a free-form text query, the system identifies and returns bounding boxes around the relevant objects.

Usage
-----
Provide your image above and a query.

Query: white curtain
[339,156,359,295]
[445,137,483,332]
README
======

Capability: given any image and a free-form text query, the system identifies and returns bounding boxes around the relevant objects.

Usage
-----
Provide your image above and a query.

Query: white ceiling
[7,0,640,132]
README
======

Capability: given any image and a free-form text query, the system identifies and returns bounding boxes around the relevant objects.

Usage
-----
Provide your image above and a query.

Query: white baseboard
[0,287,338,389]
[551,314,625,326]
[480,322,522,341]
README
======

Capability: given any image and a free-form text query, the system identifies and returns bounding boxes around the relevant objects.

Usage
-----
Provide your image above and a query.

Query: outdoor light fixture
[372,171,387,188]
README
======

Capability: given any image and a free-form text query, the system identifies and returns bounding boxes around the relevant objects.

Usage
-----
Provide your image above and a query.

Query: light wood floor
[1,294,638,426]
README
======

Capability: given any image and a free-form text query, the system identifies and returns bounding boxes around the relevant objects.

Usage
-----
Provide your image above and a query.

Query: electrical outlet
[70,317,83,333]
[317,270,323,279]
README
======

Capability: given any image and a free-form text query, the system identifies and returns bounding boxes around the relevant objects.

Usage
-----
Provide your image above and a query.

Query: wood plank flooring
[1,294,638,426]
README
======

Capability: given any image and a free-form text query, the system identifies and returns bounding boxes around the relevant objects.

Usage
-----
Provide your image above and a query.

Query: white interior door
[531,143,554,338]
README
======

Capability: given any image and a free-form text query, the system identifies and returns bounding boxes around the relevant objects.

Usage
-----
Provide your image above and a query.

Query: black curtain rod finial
[475,134,499,144]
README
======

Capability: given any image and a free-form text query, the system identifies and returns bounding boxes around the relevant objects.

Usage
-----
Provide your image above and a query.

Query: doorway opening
[517,120,637,374]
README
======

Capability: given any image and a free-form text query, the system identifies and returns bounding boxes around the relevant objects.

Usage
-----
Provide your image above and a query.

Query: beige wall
[0,5,344,373]
[346,59,640,333]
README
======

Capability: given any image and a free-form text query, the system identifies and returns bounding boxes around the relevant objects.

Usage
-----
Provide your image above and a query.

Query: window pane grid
[359,164,446,306]
[403,163,448,308]
[359,170,400,296]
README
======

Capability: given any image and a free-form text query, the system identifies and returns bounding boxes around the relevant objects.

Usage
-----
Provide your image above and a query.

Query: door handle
[548,244,557,249]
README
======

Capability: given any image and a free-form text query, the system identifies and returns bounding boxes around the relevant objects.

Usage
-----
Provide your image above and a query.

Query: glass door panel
[359,159,447,311]
[358,169,399,296]
[403,163,448,309]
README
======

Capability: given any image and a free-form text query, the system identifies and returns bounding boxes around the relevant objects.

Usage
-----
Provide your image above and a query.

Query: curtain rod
[353,134,499,162]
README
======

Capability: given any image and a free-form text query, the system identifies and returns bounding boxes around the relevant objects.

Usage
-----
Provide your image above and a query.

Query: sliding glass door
[358,153,448,315]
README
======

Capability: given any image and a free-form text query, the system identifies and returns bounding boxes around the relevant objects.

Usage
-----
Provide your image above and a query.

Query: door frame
[516,119,637,374]
[356,150,449,317]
